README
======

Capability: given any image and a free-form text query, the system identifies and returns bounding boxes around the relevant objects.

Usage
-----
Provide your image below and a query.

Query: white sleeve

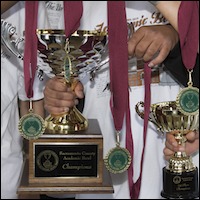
[18,71,49,101]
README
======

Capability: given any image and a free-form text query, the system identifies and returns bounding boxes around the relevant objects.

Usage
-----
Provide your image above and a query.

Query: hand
[163,130,199,161]
[128,24,179,67]
[43,76,84,115]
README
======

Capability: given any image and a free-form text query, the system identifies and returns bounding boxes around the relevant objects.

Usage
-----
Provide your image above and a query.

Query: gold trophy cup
[25,29,109,185]
[135,101,199,199]
[1,22,114,192]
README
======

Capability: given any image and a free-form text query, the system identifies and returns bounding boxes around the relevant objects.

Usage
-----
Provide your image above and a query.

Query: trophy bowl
[37,29,108,134]
[29,30,109,185]
[135,101,199,199]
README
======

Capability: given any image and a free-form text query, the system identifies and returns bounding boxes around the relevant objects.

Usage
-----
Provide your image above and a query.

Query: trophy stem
[45,106,88,134]
[167,132,196,173]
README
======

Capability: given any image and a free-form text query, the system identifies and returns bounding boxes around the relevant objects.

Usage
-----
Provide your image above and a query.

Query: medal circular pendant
[176,86,199,115]
[104,146,131,174]
[18,113,46,140]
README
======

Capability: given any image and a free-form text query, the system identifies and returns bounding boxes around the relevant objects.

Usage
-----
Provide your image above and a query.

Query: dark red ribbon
[63,1,83,38]
[24,1,38,98]
[178,1,199,70]
[107,2,135,198]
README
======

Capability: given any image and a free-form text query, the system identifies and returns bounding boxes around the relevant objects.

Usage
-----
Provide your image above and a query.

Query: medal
[176,70,199,115]
[18,100,45,140]
[104,130,131,174]
[104,146,131,174]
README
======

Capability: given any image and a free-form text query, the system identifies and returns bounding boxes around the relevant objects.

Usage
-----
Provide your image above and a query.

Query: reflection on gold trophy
[37,30,88,134]
[135,101,199,199]
[36,29,112,134]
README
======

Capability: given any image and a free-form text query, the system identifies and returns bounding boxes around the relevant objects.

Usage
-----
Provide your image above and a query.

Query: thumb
[73,80,84,99]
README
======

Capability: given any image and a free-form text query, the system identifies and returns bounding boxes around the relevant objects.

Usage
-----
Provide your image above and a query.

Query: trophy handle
[1,19,24,59]
[135,101,164,133]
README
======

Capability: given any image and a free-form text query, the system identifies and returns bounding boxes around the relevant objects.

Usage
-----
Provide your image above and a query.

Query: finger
[163,147,174,161]
[134,38,152,59]
[128,31,144,56]
[148,44,171,67]
[166,132,178,148]
[142,41,161,62]
[185,138,199,156]
[46,77,69,93]
[44,94,76,108]
[73,81,84,99]
[44,105,70,116]
[44,87,75,102]
[185,131,197,142]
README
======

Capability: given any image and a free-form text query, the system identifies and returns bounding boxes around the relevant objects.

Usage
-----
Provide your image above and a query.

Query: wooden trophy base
[18,119,114,195]
[18,159,114,195]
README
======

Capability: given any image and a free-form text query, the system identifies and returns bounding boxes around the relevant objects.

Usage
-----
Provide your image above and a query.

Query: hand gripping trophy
[135,85,199,199]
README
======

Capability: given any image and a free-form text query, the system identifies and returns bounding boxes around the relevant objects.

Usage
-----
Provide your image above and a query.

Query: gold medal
[176,86,199,115]
[18,100,45,140]
[104,146,131,174]
[18,112,45,140]
[104,130,131,174]
[176,70,199,116]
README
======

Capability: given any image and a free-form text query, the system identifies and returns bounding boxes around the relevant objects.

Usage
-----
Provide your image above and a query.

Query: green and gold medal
[176,70,199,116]
[104,131,131,174]
[18,100,45,140]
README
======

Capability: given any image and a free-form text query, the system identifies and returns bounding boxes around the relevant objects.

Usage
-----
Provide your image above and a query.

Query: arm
[149,1,199,54]
[149,1,181,32]
[1,1,18,14]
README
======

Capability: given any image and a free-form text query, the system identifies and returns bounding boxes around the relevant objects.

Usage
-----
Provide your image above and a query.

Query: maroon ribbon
[178,1,199,69]
[63,1,83,38]
[107,2,134,198]
[24,1,39,98]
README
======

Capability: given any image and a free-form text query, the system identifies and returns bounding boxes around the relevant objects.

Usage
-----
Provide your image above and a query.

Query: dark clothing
[164,42,199,88]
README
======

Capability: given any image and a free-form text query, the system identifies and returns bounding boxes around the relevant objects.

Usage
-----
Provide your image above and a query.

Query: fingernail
[63,107,69,113]
[172,142,178,147]
[77,91,84,98]
[178,147,185,151]
[148,62,154,67]
[75,99,79,105]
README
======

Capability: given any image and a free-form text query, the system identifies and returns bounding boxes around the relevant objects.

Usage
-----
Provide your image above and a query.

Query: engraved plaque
[28,119,103,184]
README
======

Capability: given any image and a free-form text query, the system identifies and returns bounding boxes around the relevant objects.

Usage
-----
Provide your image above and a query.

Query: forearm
[1,1,18,14]
[149,1,181,32]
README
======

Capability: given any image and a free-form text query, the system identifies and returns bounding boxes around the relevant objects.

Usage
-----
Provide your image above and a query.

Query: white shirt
[1,1,198,199]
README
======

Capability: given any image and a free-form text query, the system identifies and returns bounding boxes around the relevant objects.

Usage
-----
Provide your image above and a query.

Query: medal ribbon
[108,2,151,199]
[132,62,151,199]
[107,2,133,198]
[178,1,199,70]
[24,1,39,98]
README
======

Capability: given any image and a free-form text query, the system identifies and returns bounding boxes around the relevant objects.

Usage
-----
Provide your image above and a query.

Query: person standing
[1,2,46,198]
